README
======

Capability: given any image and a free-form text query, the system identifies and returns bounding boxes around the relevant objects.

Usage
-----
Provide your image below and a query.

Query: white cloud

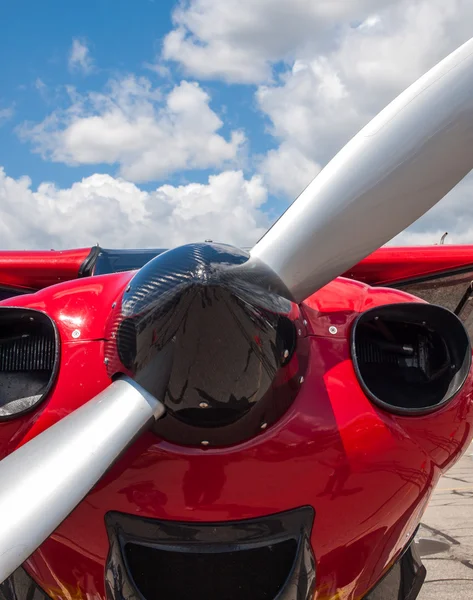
[0,167,268,250]
[68,38,94,74]
[391,174,473,246]
[7,0,473,252]
[0,107,14,126]
[161,0,397,84]
[259,142,320,198]
[255,0,473,200]
[18,77,245,183]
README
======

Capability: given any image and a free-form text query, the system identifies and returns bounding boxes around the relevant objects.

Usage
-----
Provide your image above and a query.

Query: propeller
[249,36,473,303]
[0,377,164,583]
[1,35,473,583]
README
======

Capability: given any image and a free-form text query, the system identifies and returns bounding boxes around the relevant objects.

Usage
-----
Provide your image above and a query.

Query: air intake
[0,308,59,419]
[351,303,471,415]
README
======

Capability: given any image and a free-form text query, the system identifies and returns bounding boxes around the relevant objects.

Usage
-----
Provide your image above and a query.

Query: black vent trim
[104,507,315,600]
[0,308,59,419]
[363,529,426,599]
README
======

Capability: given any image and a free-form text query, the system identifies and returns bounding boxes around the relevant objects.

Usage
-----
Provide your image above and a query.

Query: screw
[126,286,131,293]
[260,422,268,430]
[329,326,338,335]
[199,402,209,409]
[112,302,116,309]
[201,440,210,446]
[72,329,80,339]
[299,376,304,384]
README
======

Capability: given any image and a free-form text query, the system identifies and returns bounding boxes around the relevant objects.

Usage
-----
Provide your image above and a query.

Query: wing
[0,246,168,300]
[344,245,473,338]
[0,248,95,300]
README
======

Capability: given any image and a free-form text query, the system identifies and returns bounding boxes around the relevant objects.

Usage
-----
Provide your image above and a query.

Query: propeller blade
[250,37,473,303]
[0,377,164,584]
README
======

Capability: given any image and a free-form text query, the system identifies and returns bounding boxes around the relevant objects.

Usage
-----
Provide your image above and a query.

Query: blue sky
[0,0,472,249]
[0,0,275,191]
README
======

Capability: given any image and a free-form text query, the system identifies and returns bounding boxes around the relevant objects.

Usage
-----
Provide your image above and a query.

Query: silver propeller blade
[0,377,164,584]
[250,37,473,303]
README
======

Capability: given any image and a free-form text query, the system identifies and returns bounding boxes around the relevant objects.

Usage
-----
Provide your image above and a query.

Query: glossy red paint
[343,245,473,285]
[0,248,92,290]
[0,272,132,449]
[300,276,425,339]
[0,276,471,599]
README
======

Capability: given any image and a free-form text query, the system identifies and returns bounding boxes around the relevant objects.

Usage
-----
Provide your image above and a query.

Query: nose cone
[106,243,308,447]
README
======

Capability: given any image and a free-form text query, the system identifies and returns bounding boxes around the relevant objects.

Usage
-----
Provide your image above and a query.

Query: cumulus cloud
[9,0,473,250]
[258,142,320,199]
[256,0,473,201]
[162,0,397,84]
[391,175,473,246]
[18,77,245,183]
[68,38,94,74]
[0,167,268,250]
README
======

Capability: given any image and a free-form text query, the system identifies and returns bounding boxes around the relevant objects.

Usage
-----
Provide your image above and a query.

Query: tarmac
[417,442,473,599]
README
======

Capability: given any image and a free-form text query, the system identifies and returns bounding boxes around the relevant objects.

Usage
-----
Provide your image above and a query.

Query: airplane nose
[104,242,308,447]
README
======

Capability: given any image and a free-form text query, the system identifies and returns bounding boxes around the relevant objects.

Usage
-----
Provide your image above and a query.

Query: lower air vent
[125,540,297,600]
[0,308,59,419]
[105,508,315,600]
[351,303,471,415]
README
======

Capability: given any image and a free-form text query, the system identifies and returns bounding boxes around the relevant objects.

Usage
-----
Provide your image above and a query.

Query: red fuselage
[0,267,472,599]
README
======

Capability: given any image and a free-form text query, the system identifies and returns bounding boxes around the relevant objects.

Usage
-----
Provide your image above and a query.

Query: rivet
[329,326,338,335]
[112,302,116,309]
[303,320,308,326]
[199,402,209,409]
[260,422,268,430]
[283,349,289,359]
[104,358,109,366]
[29,317,34,322]
[72,329,81,339]
[298,329,302,336]
[201,440,210,446]
[126,286,131,293]
[299,376,304,384]
[374,316,379,321]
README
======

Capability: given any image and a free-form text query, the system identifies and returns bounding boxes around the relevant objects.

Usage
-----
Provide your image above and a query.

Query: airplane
[0,35,473,600]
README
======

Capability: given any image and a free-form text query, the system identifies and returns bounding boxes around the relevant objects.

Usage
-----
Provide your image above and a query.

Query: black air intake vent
[351,303,471,415]
[105,508,316,600]
[0,335,56,372]
[0,308,59,419]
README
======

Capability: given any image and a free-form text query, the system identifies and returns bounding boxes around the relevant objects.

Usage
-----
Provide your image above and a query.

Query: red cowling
[0,275,472,599]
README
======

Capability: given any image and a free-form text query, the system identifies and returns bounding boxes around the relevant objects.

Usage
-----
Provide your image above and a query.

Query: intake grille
[0,335,56,372]
[0,308,59,418]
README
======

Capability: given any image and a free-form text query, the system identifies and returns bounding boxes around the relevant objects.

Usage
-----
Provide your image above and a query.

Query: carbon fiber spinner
[106,243,308,447]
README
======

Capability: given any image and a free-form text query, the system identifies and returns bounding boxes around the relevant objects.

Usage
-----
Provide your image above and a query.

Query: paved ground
[417,443,473,599]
